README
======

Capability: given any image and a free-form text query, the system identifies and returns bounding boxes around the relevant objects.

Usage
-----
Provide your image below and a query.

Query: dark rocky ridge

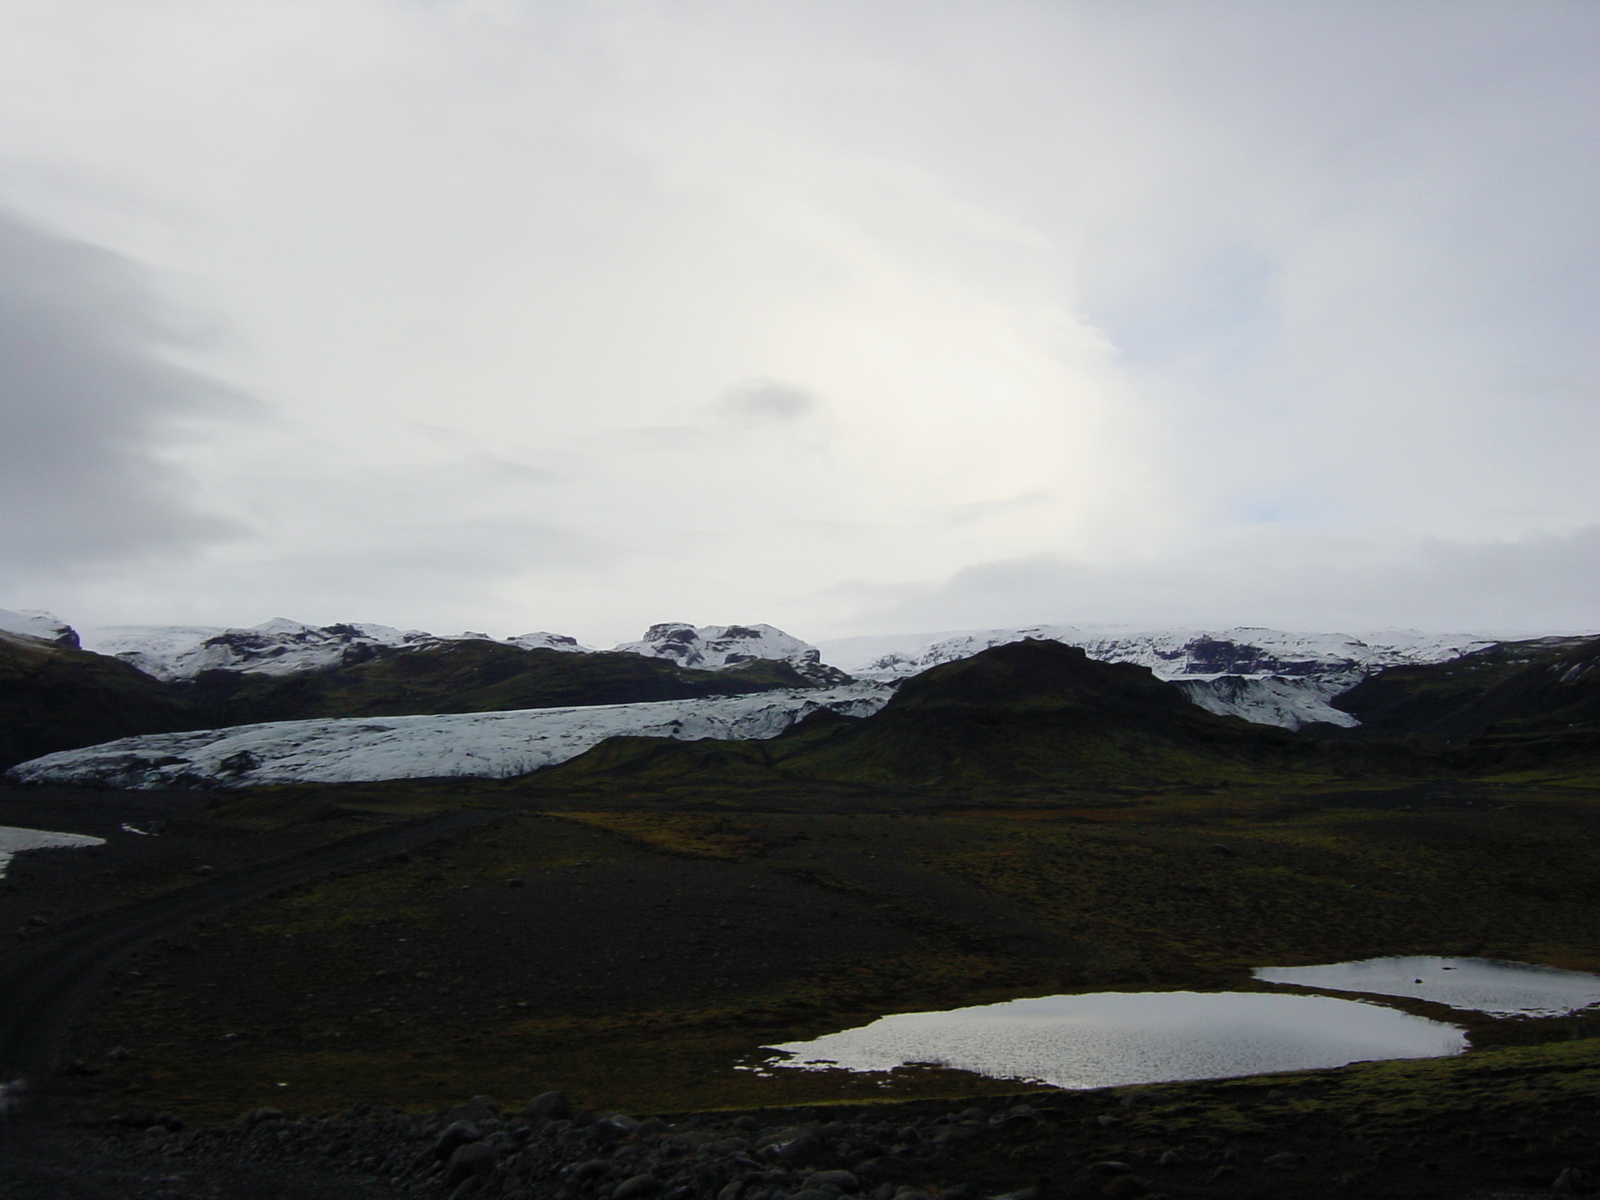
[1328,634,1600,768]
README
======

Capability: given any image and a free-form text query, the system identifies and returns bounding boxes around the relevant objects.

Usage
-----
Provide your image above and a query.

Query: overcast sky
[1,0,1596,645]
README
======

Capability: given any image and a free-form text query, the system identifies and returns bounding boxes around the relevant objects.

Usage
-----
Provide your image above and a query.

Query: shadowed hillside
[532,638,1406,791]
[0,634,201,771]
[1332,634,1600,771]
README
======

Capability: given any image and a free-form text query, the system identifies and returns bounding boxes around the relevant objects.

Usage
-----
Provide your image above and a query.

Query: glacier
[3,685,893,790]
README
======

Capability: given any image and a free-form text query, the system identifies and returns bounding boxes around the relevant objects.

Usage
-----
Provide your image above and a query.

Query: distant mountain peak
[0,607,79,648]
[69,615,843,685]
[504,631,592,653]
[613,622,849,685]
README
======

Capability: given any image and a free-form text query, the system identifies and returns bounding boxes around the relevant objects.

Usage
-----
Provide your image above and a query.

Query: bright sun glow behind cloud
[0,1,1596,643]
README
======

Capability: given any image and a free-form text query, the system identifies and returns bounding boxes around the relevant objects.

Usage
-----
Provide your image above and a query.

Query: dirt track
[0,808,500,1097]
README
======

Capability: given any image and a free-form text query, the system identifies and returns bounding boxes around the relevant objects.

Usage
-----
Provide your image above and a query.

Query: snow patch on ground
[0,824,104,877]
[4,685,893,790]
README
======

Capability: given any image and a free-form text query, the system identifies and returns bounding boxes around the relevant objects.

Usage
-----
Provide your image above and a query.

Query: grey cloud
[854,526,1600,636]
[0,210,248,569]
[204,515,603,631]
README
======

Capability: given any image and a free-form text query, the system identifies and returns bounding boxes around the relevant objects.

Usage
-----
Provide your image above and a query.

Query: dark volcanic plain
[5,638,1600,1198]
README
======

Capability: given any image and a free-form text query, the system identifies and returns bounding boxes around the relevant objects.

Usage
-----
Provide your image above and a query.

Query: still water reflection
[1254,957,1600,1017]
[766,991,1465,1090]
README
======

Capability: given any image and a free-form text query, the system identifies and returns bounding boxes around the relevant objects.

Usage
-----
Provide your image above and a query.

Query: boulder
[433,1120,482,1161]
[613,1173,661,1200]
[807,1171,860,1193]
[444,1140,499,1188]
[520,1090,575,1122]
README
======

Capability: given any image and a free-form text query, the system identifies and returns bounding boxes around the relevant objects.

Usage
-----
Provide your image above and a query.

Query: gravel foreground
[3,1085,1592,1200]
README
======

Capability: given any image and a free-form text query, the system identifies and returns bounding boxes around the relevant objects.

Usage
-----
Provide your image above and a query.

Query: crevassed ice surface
[3,685,892,789]
[1254,957,1600,1017]
[0,825,104,876]
[766,991,1465,1090]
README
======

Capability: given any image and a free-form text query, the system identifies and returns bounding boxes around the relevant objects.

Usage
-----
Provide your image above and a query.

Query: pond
[1254,956,1600,1017]
[0,824,105,877]
[764,990,1466,1090]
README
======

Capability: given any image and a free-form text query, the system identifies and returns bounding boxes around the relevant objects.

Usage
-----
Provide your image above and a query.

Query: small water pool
[1254,956,1600,1017]
[0,824,104,877]
[764,990,1466,1090]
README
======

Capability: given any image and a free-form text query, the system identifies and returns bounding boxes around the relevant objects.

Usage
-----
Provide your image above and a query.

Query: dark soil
[8,776,1600,1197]
[0,785,424,953]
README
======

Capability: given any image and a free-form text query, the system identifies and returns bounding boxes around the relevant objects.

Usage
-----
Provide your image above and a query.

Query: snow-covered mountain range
[4,685,890,790]
[73,618,591,682]
[816,625,1502,729]
[71,617,840,683]
[6,604,1583,792]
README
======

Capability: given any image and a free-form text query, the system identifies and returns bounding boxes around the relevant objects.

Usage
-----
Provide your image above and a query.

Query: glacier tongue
[1173,676,1361,731]
[3,685,893,790]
